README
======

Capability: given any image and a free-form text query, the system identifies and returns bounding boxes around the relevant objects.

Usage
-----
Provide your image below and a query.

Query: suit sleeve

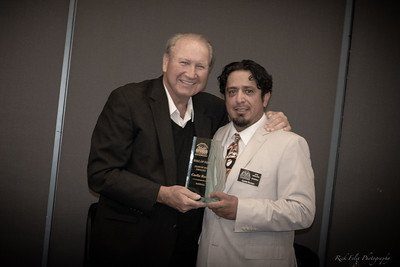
[87,89,160,212]
[234,135,315,232]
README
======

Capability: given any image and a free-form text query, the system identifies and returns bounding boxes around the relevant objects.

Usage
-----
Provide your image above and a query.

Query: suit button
[172,224,177,229]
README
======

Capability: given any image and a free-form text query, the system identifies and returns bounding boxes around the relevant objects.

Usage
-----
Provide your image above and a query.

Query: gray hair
[164,33,214,67]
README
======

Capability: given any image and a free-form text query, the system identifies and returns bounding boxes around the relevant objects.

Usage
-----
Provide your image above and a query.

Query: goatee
[232,117,249,128]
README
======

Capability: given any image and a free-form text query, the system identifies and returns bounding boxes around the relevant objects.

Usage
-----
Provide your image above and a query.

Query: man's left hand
[207,192,238,220]
[265,111,291,132]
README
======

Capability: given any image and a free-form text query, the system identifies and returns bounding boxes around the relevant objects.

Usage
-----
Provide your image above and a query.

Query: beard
[232,116,250,129]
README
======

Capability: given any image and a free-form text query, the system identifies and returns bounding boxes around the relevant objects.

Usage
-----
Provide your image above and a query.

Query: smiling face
[162,36,211,104]
[225,70,270,131]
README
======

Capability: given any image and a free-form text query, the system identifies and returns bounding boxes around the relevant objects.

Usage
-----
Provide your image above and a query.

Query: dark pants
[168,208,204,267]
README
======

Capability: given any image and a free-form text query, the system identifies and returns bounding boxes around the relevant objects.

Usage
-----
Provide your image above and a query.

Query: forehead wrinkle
[171,37,210,55]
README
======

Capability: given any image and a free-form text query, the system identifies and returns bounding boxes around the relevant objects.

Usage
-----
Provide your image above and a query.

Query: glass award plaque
[185,137,225,202]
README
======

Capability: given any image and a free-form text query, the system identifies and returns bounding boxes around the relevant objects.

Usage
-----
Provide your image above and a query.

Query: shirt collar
[226,114,267,146]
[163,84,194,128]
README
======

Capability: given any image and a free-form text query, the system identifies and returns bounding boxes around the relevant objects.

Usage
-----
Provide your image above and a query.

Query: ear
[162,54,169,73]
[262,92,271,108]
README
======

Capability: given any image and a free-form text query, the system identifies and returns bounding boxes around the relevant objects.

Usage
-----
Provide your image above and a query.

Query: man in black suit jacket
[87,33,290,266]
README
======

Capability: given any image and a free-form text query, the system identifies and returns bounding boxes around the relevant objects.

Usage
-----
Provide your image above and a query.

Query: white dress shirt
[164,85,194,128]
[223,114,268,157]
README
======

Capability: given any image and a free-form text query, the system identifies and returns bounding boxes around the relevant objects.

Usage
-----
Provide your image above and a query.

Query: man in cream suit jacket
[197,60,315,267]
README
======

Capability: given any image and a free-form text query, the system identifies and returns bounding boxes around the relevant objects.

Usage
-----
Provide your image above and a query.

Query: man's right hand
[157,185,206,212]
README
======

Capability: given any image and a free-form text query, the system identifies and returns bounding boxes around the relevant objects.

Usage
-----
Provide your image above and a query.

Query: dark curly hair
[218,59,272,98]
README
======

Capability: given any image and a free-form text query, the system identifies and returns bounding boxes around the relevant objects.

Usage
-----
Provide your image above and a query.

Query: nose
[186,65,197,79]
[235,89,246,103]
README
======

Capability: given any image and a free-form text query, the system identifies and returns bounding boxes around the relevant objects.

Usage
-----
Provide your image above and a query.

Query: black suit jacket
[87,76,228,266]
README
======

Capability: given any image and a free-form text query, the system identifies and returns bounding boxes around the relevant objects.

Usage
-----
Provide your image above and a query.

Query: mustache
[233,105,249,109]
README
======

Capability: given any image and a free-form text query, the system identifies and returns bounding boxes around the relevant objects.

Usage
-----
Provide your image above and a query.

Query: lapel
[208,127,228,192]
[193,95,212,138]
[147,77,177,186]
[224,126,270,192]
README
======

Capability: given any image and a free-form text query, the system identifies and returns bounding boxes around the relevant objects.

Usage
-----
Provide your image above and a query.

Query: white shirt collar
[224,114,267,150]
[163,84,194,128]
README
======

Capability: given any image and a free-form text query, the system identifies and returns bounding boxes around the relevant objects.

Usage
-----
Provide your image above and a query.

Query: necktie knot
[233,133,240,143]
[225,133,240,175]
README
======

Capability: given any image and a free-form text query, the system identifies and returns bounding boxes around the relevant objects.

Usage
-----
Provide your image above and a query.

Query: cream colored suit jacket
[197,124,315,267]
